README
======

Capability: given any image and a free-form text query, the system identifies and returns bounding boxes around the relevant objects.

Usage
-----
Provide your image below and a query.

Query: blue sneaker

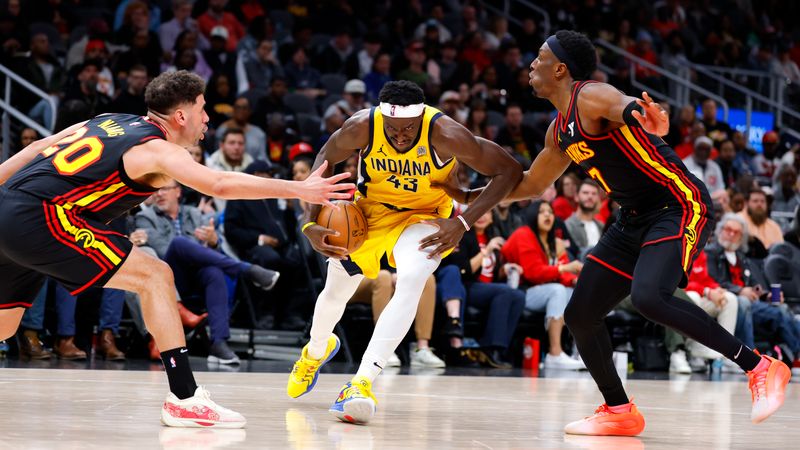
[329,375,377,424]
[287,335,340,398]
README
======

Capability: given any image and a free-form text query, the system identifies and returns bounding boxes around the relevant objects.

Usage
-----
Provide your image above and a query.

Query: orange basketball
[316,200,367,253]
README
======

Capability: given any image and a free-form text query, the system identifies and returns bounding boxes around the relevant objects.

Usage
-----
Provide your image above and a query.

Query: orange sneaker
[564,402,645,436]
[748,354,791,424]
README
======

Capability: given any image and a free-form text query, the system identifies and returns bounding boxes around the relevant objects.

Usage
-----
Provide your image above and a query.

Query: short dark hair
[378,80,425,106]
[555,30,596,80]
[145,70,205,115]
[129,64,148,75]
[746,189,767,201]
[580,178,601,193]
[222,128,245,142]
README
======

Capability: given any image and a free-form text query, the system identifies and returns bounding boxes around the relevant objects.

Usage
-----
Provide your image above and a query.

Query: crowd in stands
[2,1,799,372]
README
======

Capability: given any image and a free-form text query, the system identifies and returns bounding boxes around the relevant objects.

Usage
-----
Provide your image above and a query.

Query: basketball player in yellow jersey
[287,81,522,424]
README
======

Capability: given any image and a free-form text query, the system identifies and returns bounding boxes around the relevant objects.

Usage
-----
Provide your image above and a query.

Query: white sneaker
[386,353,401,367]
[410,347,446,368]
[669,350,692,374]
[161,386,246,428]
[544,352,586,370]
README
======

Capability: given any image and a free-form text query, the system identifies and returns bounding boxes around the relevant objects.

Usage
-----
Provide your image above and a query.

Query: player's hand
[303,224,349,260]
[298,161,356,207]
[418,218,467,259]
[633,91,669,137]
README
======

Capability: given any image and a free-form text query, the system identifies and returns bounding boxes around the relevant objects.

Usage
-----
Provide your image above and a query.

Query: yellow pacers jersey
[348,106,456,278]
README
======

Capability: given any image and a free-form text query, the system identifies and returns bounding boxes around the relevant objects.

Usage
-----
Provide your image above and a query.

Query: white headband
[379,102,425,118]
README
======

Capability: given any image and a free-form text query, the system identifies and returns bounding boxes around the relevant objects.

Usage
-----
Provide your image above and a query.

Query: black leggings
[564,240,759,406]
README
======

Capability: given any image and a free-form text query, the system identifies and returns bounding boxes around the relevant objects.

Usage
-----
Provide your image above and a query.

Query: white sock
[307,259,364,359]
[356,223,441,381]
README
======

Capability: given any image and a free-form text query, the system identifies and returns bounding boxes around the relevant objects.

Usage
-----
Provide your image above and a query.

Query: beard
[718,237,741,252]
[748,207,768,225]
[579,202,596,214]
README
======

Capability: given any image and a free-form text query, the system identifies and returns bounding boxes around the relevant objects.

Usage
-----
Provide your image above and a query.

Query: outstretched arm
[505,119,572,201]
[581,83,669,136]
[0,121,87,185]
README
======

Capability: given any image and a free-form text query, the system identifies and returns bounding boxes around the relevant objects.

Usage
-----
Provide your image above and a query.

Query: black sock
[161,347,198,399]
[732,345,762,372]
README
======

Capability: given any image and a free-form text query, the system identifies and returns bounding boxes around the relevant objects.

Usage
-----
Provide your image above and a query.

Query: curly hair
[555,30,597,80]
[378,80,425,105]
[145,70,205,115]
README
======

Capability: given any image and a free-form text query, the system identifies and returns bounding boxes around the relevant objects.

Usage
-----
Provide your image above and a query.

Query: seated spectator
[738,189,784,249]
[490,201,525,240]
[701,98,732,146]
[683,136,726,197]
[363,52,392,104]
[314,27,359,79]
[111,30,161,80]
[437,210,525,369]
[290,156,314,219]
[397,41,430,90]
[159,0,209,54]
[215,96,267,161]
[205,73,236,129]
[253,77,292,130]
[674,121,707,160]
[502,201,585,370]
[207,128,254,173]
[324,79,370,120]
[494,104,543,164]
[14,128,40,157]
[552,173,579,221]
[349,270,445,368]
[244,39,285,92]
[753,131,782,186]
[265,112,298,164]
[683,249,739,363]
[785,207,800,249]
[716,139,742,188]
[707,213,800,371]
[166,47,212,83]
[224,160,306,330]
[772,166,799,232]
[109,64,148,115]
[134,179,279,364]
[464,99,494,141]
[732,131,757,177]
[565,180,604,256]
[283,44,324,98]
[203,26,238,90]
[197,0,245,53]
[181,145,215,214]
[82,39,115,99]
[357,33,383,79]
[438,90,466,125]
[63,60,111,118]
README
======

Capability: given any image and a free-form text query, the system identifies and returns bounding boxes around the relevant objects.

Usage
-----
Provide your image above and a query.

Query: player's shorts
[341,195,452,279]
[0,188,133,309]
[586,201,714,287]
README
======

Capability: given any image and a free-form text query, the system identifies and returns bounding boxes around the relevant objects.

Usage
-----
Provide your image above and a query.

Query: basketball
[316,200,367,253]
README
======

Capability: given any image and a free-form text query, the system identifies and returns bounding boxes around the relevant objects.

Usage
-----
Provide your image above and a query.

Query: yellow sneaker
[329,375,378,424]
[287,335,340,398]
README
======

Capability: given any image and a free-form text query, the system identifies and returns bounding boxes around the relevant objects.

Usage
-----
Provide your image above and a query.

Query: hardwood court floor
[0,368,798,449]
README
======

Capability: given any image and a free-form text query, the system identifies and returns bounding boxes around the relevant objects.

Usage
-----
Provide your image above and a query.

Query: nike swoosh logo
[373,362,383,370]
[180,349,188,353]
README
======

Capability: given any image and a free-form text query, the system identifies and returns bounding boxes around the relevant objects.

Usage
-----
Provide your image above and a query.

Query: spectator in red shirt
[197,0,245,53]
[502,201,585,370]
[552,173,579,221]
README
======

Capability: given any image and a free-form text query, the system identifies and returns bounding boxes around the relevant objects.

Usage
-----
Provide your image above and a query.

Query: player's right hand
[298,161,356,208]
[303,224,349,260]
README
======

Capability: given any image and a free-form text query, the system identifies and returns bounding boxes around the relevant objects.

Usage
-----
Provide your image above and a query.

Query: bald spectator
[738,189,784,249]
[683,136,726,196]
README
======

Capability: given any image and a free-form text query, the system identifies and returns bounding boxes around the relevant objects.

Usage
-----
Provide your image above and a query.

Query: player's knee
[147,259,174,289]
[629,282,661,317]
[563,300,586,331]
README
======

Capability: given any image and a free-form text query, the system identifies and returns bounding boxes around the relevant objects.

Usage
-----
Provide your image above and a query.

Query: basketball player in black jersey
[0,70,354,428]
[441,31,791,436]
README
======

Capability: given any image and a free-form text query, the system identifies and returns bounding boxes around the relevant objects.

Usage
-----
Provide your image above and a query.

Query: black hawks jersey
[554,81,712,214]
[6,113,164,222]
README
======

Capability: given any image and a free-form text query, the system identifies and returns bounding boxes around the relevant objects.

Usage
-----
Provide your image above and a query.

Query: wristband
[622,100,645,127]
[301,221,317,233]
[456,215,470,231]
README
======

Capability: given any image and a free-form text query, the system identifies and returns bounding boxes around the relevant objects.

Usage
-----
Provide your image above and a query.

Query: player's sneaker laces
[161,386,246,428]
[564,402,645,436]
[329,375,378,424]
[287,335,340,398]
[748,354,791,424]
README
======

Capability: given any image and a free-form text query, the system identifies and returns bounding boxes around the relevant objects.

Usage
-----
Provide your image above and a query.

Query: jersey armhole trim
[117,157,157,193]
[428,113,453,169]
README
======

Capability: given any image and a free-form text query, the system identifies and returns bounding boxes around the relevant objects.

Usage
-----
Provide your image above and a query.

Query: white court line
[471,440,494,449]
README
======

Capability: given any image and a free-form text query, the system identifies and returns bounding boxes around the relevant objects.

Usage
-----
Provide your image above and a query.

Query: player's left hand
[419,217,466,259]
[633,91,669,137]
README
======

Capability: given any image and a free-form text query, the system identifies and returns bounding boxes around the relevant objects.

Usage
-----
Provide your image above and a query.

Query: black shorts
[586,202,714,287]
[0,188,132,309]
